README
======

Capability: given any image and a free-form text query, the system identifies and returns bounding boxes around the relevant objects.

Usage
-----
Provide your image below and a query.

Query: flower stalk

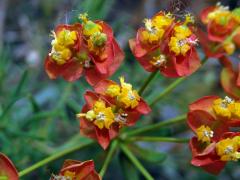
[18,140,94,177]
[128,136,189,143]
[123,114,186,137]
[99,140,118,177]
[120,143,154,180]
[138,71,158,96]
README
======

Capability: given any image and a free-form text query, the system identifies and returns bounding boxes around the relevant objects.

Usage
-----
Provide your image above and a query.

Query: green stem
[124,114,186,137]
[128,136,189,143]
[138,71,158,96]
[120,143,154,180]
[149,77,185,107]
[18,141,94,177]
[99,140,118,177]
[149,56,208,107]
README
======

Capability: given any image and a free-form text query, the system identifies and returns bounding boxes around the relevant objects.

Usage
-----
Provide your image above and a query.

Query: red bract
[189,95,240,127]
[129,11,200,77]
[45,14,124,85]
[189,137,226,175]
[0,153,19,180]
[50,159,100,180]
[189,132,240,175]
[196,28,225,58]
[220,57,240,99]
[78,78,151,149]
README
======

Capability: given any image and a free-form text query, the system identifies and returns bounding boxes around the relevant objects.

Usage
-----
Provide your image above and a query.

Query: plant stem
[149,77,185,107]
[128,136,189,143]
[138,71,158,96]
[149,56,208,107]
[124,114,186,137]
[99,140,118,177]
[18,140,94,177]
[120,143,154,180]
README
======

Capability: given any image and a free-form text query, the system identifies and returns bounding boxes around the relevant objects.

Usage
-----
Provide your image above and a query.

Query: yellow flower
[93,101,115,129]
[87,32,107,55]
[141,28,164,44]
[152,13,173,29]
[141,18,165,44]
[106,84,121,97]
[212,97,233,118]
[216,137,240,161]
[49,29,77,64]
[77,100,115,129]
[195,125,214,143]
[173,25,192,38]
[55,29,77,47]
[49,47,72,65]
[228,102,240,118]
[117,77,140,109]
[83,20,102,37]
[168,36,191,56]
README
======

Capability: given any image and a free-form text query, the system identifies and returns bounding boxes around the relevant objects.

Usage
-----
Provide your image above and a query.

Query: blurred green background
[1,0,240,179]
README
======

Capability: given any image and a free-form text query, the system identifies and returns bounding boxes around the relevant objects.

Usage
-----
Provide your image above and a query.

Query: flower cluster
[188,95,240,174]
[0,153,19,180]
[50,159,100,180]
[129,11,200,77]
[198,3,240,58]
[45,13,124,85]
[77,77,151,149]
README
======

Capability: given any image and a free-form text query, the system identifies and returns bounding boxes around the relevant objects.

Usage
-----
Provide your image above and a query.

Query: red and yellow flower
[50,159,100,180]
[188,96,240,174]
[77,77,151,149]
[129,11,200,77]
[0,153,19,180]
[220,57,240,99]
[45,13,124,85]
[198,3,240,57]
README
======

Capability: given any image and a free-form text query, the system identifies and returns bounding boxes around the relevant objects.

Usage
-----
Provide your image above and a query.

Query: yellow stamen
[196,125,214,143]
